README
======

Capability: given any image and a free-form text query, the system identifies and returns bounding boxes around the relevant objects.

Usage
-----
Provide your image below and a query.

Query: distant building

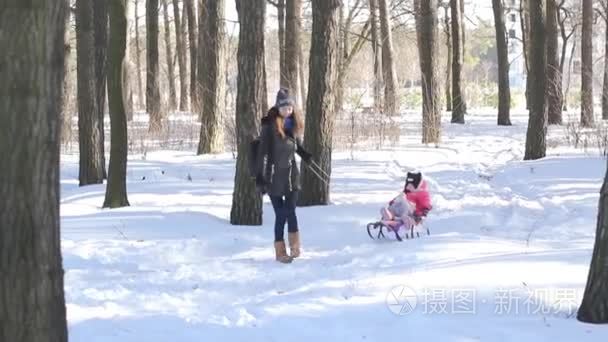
[505,0,527,90]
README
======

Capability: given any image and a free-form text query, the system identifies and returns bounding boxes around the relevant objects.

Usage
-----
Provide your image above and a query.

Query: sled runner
[366,216,430,241]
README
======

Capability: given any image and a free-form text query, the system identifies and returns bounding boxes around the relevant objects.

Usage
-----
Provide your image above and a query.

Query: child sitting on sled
[380,171,432,232]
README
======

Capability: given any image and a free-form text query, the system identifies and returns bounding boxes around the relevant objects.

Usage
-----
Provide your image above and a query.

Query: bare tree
[162,0,177,110]
[442,2,452,112]
[492,0,511,126]
[520,0,532,109]
[379,0,399,115]
[197,0,226,154]
[147,0,163,132]
[581,0,594,127]
[94,0,108,177]
[104,0,131,208]
[601,0,608,120]
[277,0,287,86]
[335,1,371,114]
[61,17,73,145]
[370,0,384,112]
[134,0,145,110]
[184,0,198,111]
[415,0,441,144]
[230,0,267,225]
[546,0,562,125]
[285,0,302,102]
[450,0,465,123]
[76,0,104,185]
[173,0,189,111]
[299,0,342,206]
[578,158,608,323]
[0,1,69,340]
[524,0,547,160]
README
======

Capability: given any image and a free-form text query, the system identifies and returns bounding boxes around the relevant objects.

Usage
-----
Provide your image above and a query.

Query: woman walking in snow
[256,88,312,263]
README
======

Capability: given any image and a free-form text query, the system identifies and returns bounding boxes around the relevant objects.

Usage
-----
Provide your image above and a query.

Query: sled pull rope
[304,160,330,187]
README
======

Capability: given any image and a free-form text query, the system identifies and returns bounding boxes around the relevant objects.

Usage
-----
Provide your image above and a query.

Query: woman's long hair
[268,106,304,139]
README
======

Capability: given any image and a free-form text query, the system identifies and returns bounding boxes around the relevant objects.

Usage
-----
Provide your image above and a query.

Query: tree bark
[134,0,145,111]
[184,0,198,112]
[581,0,594,127]
[524,0,547,160]
[603,9,608,120]
[443,3,452,112]
[104,0,131,208]
[378,0,398,115]
[147,0,163,132]
[0,1,69,341]
[94,0,109,178]
[450,0,465,123]
[61,20,73,145]
[578,158,608,323]
[492,0,511,126]
[162,0,177,111]
[415,0,442,144]
[298,0,342,207]
[546,0,562,125]
[285,0,302,102]
[370,0,384,113]
[278,0,287,87]
[520,0,532,110]
[230,0,267,225]
[173,0,188,111]
[77,0,105,186]
[298,35,307,113]
[197,0,226,154]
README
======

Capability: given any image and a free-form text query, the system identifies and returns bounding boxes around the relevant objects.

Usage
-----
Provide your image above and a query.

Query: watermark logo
[386,285,418,315]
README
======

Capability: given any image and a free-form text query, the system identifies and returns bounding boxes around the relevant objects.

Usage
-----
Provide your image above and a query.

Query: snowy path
[61,112,608,341]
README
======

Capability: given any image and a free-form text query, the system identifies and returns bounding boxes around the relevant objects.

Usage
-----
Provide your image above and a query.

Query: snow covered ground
[61,111,608,341]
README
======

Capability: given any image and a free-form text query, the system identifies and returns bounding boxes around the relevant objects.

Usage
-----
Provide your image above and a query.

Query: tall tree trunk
[578,159,608,323]
[147,0,163,132]
[370,0,384,113]
[443,3,452,112]
[197,0,226,154]
[581,0,594,127]
[450,0,465,123]
[378,0,398,115]
[104,0,131,208]
[459,0,466,114]
[492,0,511,126]
[184,0,198,112]
[173,0,188,111]
[278,0,287,87]
[162,0,177,111]
[298,0,341,207]
[0,1,69,341]
[603,12,608,120]
[94,0,108,178]
[123,9,135,122]
[524,0,547,161]
[77,0,104,186]
[415,0,441,144]
[134,0,145,111]
[285,0,302,103]
[546,0,562,125]
[336,4,346,115]
[230,0,267,225]
[61,22,73,145]
[298,40,307,113]
[520,0,532,109]
[564,35,578,112]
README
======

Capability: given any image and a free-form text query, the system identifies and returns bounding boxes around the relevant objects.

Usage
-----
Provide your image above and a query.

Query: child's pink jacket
[389,179,432,217]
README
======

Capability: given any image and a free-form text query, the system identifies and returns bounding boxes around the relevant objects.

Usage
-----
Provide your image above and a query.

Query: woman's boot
[288,231,301,258]
[274,240,293,263]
